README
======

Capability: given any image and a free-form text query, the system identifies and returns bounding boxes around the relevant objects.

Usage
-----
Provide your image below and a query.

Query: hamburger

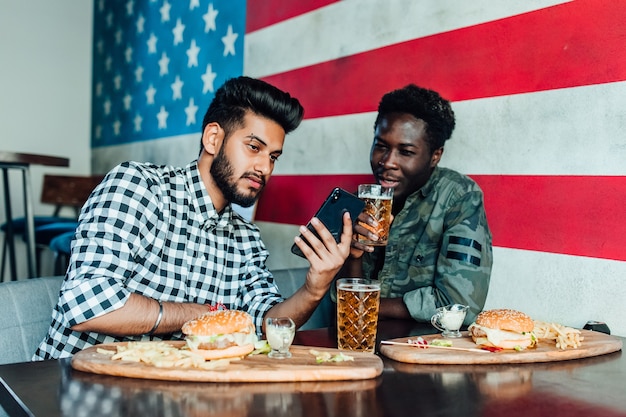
[182,310,258,360]
[468,309,537,350]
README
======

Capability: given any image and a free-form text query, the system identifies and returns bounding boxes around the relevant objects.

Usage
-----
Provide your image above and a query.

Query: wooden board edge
[71,361,383,382]
[378,332,623,365]
[71,343,384,382]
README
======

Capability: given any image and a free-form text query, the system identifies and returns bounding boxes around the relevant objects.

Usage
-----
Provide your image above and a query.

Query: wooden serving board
[71,342,383,382]
[379,330,622,365]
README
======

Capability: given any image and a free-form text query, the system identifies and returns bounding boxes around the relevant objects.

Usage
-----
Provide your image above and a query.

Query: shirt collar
[186,160,233,230]
[406,166,441,203]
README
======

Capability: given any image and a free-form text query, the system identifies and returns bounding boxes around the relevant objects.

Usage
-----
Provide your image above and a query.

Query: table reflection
[383,351,626,417]
[60,364,382,417]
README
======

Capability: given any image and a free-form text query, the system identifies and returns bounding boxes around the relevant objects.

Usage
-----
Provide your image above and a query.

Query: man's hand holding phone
[291,188,364,258]
[289,187,365,296]
[293,213,353,264]
[292,212,354,297]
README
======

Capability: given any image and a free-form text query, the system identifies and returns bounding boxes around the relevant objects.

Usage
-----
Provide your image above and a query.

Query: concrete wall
[0,0,93,279]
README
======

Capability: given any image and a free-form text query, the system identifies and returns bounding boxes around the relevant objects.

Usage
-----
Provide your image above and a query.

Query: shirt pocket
[396,243,439,289]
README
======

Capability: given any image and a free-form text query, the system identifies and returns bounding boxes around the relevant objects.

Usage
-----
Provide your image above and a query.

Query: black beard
[210,146,261,208]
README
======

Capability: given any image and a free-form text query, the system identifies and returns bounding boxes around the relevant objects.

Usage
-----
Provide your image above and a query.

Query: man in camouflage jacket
[343,84,493,324]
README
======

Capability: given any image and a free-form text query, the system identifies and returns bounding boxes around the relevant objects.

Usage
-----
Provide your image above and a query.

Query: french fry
[533,321,583,350]
[104,341,230,369]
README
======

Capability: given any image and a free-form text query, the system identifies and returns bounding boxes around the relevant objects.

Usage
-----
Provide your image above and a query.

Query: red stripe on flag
[255,174,374,224]
[256,174,626,262]
[262,0,626,119]
[246,0,340,33]
[473,175,626,262]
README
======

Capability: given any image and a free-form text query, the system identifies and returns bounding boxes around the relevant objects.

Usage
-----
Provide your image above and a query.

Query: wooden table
[0,151,69,280]
[0,320,624,417]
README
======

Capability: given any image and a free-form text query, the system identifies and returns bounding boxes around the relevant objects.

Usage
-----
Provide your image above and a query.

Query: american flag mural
[91,0,626,335]
[245,0,626,335]
[91,0,245,148]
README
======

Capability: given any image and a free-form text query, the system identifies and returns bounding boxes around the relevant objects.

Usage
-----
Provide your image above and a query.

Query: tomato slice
[480,345,503,352]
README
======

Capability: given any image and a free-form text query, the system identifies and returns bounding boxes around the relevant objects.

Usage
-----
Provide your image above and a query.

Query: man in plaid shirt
[34,77,353,359]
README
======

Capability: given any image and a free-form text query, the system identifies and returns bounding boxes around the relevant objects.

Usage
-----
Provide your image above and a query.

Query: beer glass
[357,184,393,246]
[336,278,381,352]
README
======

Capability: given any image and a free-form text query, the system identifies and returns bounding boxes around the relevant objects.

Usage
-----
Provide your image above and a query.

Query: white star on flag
[203,4,218,33]
[172,19,185,45]
[113,119,121,135]
[171,76,183,100]
[136,14,145,33]
[147,33,157,53]
[115,29,123,45]
[202,64,217,93]
[146,84,156,105]
[222,25,238,56]
[133,114,142,132]
[160,1,171,22]
[157,106,169,129]
[185,98,199,126]
[123,94,132,110]
[134,66,143,82]
[158,52,170,75]
[186,39,200,67]
[113,75,122,90]
[125,46,133,63]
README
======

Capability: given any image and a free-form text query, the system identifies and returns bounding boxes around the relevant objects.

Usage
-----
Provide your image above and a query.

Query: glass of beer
[336,278,381,352]
[357,184,393,246]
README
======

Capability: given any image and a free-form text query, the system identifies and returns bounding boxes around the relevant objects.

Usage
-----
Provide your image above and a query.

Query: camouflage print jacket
[362,166,493,325]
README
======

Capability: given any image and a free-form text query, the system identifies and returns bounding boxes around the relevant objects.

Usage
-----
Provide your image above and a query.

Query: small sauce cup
[431,304,469,338]
[265,317,296,359]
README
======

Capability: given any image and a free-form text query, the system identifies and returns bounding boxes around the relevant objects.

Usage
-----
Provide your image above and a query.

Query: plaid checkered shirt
[34,160,282,360]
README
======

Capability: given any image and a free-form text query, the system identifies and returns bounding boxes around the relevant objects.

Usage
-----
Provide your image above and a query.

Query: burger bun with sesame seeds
[468,309,537,350]
[182,310,258,360]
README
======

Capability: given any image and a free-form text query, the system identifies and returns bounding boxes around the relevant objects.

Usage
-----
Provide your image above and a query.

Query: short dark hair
[200,76,304,153]
[374,84,455,152]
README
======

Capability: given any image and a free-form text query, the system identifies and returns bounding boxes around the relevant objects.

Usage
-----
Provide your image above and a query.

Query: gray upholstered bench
[270,267,333,330]
[0,276,63,365]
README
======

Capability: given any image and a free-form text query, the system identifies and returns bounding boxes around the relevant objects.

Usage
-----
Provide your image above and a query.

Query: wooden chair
[38,174,104,217]
[1,174,103,280]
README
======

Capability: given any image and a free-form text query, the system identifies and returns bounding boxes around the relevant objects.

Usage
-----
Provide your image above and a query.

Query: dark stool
[1,217,76,279]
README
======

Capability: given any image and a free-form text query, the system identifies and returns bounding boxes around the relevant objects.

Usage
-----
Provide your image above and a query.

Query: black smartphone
[291,187,365,258]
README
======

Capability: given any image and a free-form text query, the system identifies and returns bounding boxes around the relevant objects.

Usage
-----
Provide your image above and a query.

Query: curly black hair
[374,84,455,152]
